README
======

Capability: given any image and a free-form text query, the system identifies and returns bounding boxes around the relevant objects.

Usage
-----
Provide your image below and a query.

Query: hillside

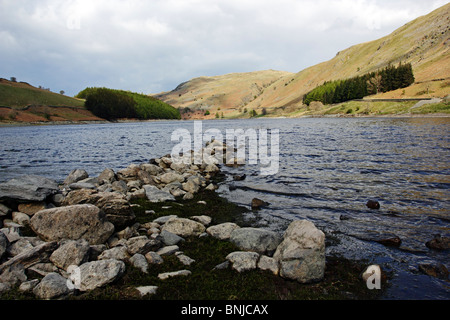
[155,3,450,117]
[0,78,102,123]
[153,70,293,119]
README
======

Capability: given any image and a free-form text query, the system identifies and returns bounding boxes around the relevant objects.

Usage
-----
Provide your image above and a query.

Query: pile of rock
[0,142,327,299]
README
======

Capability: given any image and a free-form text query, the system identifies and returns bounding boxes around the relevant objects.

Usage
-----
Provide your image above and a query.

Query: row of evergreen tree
[76,87,180,120]
[303,63,415,106]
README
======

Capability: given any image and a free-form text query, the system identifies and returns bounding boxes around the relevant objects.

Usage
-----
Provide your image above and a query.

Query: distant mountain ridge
[154,3,450,118]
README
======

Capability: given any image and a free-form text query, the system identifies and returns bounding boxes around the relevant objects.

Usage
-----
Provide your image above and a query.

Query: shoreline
[0,142,387,301]
[1,112,449,127]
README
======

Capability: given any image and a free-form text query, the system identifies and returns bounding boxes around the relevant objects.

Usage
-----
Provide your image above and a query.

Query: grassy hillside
[154,3,449,118]
[153,70,293,119]
[0,78,85,108]
[245,3,450,114]
[0,78,103,123]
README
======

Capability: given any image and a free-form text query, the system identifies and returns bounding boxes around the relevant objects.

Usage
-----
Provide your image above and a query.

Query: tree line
[76,87,180,120]
[303,63,415,106]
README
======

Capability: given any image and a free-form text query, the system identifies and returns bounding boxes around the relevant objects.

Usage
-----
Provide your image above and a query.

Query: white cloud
[0,0,447,96]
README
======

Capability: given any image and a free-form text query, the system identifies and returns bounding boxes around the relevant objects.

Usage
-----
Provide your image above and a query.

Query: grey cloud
[0,0,447,96]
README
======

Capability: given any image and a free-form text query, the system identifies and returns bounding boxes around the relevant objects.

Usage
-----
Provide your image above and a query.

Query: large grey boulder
[63,190,135,229]
[33,272,72,299]
[230,227,282,256]
[77,259,125,291]
[273,220,325,283]
[0,175,59,202]
[30,204,115,245]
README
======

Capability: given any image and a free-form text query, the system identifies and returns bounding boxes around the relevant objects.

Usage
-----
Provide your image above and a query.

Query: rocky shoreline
[0,140,395,300]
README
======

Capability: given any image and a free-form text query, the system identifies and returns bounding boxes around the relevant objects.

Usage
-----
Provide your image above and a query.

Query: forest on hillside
[303,63,415,106]
[76,87,180,120]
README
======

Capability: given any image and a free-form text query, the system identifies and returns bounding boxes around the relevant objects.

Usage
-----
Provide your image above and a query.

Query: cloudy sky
[0,0,447,96]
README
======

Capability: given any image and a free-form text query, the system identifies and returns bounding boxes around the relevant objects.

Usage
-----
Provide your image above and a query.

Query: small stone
[226,251,259,272]
[129,253,149,273]
[136,286,158,296]
[177,254,195,266]
[158,270,191,280]
[145,251,164,265]
[157,245,179,256]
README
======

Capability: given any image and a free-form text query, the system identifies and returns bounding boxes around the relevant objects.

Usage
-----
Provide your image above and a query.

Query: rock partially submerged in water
[366,200,380,210]
[426,235,450,250]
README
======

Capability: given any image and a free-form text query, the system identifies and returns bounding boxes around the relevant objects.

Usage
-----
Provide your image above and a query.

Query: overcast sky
[0,0,447,96]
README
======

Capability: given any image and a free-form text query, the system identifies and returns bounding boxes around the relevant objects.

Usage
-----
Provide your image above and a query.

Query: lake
[1,117,449,299]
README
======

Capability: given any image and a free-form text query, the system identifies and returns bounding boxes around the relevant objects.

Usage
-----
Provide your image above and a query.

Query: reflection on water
[0,117,449,299]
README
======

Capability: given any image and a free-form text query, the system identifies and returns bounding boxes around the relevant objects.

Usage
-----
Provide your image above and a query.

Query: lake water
[0,117,449,300]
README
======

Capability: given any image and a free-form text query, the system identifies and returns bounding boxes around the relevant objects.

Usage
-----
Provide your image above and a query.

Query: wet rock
[375,236,402,247]
[366,200,380,209]
[251,198,269,210]
[426,235,450,250]
[233,174,246,181]
[30,204,114,245]
[419,263,449,280]
[0,175,59,202]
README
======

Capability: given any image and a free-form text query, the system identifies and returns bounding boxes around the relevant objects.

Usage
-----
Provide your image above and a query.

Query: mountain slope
[153,70,293,119]
[155,3,449,116]
[245,3,450,113]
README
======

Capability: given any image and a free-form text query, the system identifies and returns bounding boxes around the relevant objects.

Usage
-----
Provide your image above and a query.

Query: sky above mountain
[1,0,447,96]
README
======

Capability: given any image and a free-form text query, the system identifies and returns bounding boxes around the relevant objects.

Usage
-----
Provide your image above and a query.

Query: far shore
[1,112,449,127]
